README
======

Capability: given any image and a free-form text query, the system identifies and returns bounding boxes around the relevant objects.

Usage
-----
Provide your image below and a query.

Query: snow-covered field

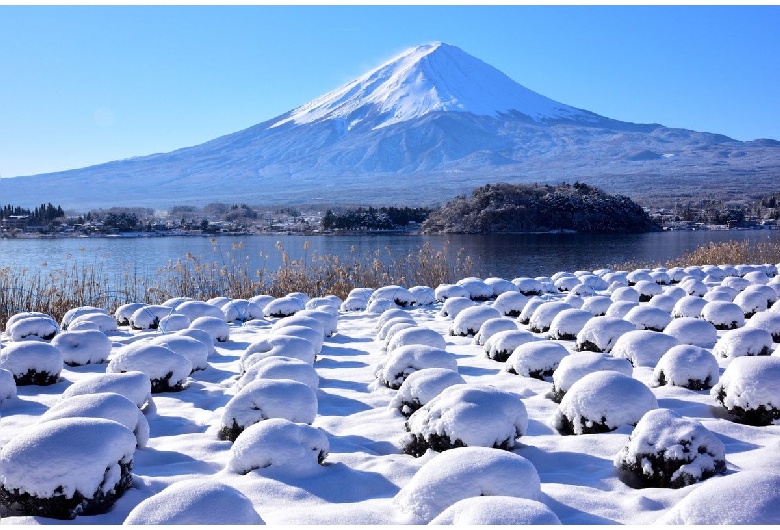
[2,266,780,524]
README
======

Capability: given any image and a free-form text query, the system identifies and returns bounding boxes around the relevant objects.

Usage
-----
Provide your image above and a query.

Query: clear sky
[1,4,779,178]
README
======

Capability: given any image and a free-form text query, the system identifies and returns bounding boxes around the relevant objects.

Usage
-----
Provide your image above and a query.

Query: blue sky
[1,5,779,178]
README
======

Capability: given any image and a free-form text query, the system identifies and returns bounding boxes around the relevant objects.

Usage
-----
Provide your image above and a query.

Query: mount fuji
[5,42,780,210]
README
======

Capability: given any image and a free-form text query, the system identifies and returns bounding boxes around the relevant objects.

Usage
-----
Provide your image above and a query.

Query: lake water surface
[1,230,778,283]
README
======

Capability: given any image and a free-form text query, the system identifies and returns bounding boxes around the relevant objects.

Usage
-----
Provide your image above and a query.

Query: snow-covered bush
[403,384,528,457]
[394,446,541,523]
[505,341,569,381]
[174,300,226,321]
[377,317,415,341]
[680,278,708,297]
[648,294,679,313]
[457,277,494,301]
[0,368,17,403]
[162,296,194,308]
[580,295,613,316]
[389,368,465,418]
[129,304,171,330]
[650,270,671,285]
[449,305,501,336]
[123,479,265,525]
[242,335,316,370]
[149,335,209,373]
[579,273,609,291]
[376,345,457,389]
[220,378,318,442]
[554,275,581,292]
[745,311,780,342]
[370,285,416,307]
[713,327,774,358]
[485,329,538,363]
[518,297,546,324]
[492,291,529,317]
[222,299,265,323]
[272,324,324,354]
[375,308,413,331]
[157,313,191,333]
[734,285,775,317]
[0,341,62,386]
[69,312,117,333]
[190,315,230,342]
[429,496,561,525]
[666,267,687,283]
[553,371,657,435]
[574,316,637,353]
[484,277,518,297]
[473,317,518,345]
[6,312,59,341]
[623,306,672,332]
[175,328,216,357]
[39,392,150,448]
[107,343,191,393]
[387,326,447,353]
[238,356,319,392]
[609,330,680,368]
[627,270,652,285]
[51,329,112,366]
[711,356,780,425]
[722,276,751,292]
[382,322,418,348]
[700,300,745,330]
[663,317,718,348]
[61,306,106,329]
[614,408,726,488]
[605,301,639,319]
[657,470,780,524]
[114,303,146,326]
[305,294,342,311]
[271,313,327,339]
[548,308,593,340]
[704,286,738,302]
[340,290,373,312]
[744,270,771,284]
[528,301,571,333]
[671,295,708,319]
[634,280,663,302]
[512,277,543,296]
[562,293,585,307]
[62,371,153,413]
[434,283,470,302]
[227,418,329,475]
[652,345,719,390]
[437,296,475,318]
[550,352,632,402]
[0,417,136,519]
[409,286,436,306]
[263,296,305,318]
[367,298,399,314]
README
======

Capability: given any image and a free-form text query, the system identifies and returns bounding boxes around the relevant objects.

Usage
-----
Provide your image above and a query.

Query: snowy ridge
[272,42,593,130]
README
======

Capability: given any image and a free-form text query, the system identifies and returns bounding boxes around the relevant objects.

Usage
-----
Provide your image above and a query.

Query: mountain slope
[3,42,779,210]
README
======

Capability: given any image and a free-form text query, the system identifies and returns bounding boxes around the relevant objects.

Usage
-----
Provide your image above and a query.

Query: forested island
[421,182,662,234]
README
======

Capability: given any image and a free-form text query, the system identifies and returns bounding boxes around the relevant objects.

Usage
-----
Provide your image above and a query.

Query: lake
[1,230,778,284]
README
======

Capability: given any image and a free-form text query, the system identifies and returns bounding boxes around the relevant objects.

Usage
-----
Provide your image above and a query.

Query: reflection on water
[0,230,778,282]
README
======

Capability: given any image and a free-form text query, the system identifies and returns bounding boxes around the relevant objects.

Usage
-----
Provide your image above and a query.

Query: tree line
[321,207,431,231]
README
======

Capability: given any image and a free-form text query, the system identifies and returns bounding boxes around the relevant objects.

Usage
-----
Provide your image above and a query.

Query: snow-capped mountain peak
[271,42,592,130]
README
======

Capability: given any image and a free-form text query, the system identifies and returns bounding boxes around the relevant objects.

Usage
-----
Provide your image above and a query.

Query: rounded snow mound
[548,308,594,340]
[429,496,561,525]
[409,285,436,306]
[221,299,265,323]
[190,315,230,342]
[671,295,708,319]
[713,327,774,358]
[0,417,136,520]
[575,316,637,353]
[220,378,318,442]
[174,300,226,321]
[376,345,457,390]
[438,296,475,318]
[449,305,501,336]
[711,356,780,426]
[68,312,118,334]
[614,408,726,489]
[652,345,719,390]
[663,317,718,348]
[369,285,416,307]
[377,316,415,341]
[528,301,572,333]
[553,371,657,435]
[484,329,538,363]
[114,303,147,326]
[129,304,172,330]
[149,335,209,373]
[124,479,265,525]
[744,311,780,343]
[387,326,447,353]
[605,300,639,319]
[263,296,305,318]
[580,295,613,316]
[107,343,191,393]
[394,446,540,523]
[238,355,319,392]
[6,312,59,342]
[0,341,63,386]
[39,391,150,448]
[492,291,529,317]
[623,305,672,332]
[506,341,569,381]
[271,313,328,339]
[0,368,17,403]
[484,277,518,296]
[457,277,494,301]
[242,335,317,370]
[473,317,518,346]
[227,418,329,475]
[700,300,745,330]
[434,283,470,302]
[340,288,373,312]
[512,277,544,296]
[658,470,780,524]
[403,384,528,457]
[62,371,153,413]
[390,368,465,418]
[551,352,633,402]
[610,330,681,368]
